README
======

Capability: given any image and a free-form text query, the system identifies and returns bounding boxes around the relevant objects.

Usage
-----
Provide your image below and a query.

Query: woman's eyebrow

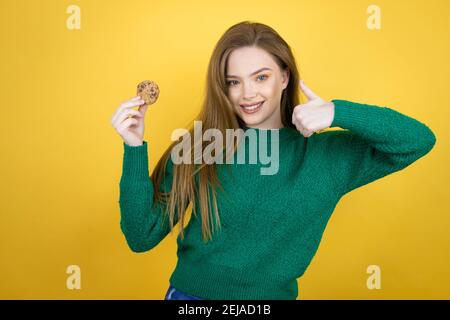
[226,67,272,78]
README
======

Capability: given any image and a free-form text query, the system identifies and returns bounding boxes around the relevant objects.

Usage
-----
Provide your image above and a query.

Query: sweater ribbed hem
[169,255,298,300]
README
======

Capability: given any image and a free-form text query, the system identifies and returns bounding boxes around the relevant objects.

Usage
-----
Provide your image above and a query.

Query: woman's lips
[240,101,264,114]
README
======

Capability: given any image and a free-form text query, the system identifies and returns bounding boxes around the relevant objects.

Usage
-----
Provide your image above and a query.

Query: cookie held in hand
[137,80,159,105]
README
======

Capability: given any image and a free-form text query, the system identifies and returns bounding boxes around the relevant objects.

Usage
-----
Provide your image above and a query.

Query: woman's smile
[239,101,265,114]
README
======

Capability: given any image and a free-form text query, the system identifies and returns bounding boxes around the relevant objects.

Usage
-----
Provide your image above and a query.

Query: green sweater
[118,99,436,300]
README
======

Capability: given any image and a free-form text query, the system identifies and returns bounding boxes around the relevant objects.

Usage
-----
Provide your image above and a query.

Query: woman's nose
[242,82,257,98]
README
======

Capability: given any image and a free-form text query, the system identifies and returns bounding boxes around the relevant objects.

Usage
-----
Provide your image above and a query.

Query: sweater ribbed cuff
[121,140,150,181]
[330,99,380,130]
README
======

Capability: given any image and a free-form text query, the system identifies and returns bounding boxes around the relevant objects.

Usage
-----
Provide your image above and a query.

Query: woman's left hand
[292,80,335,137]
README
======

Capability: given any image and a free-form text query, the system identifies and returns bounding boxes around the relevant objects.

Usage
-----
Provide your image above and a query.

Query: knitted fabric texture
[118,99,436,300]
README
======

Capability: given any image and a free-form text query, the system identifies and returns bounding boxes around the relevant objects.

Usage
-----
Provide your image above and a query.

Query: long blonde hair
[151,21,302,243]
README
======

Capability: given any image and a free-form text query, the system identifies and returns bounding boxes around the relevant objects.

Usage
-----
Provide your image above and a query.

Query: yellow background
[0,0,449,299]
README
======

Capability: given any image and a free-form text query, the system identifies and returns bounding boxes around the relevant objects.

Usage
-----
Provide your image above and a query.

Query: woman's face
[226,46,289,129]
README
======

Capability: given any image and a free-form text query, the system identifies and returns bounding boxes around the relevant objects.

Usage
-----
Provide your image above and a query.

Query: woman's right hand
[110,96,149,146]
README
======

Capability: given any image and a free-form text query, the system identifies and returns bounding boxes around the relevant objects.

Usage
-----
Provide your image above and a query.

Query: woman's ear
[282,68,290,90]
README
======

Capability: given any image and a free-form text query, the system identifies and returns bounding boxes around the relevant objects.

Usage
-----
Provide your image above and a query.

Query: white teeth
[242,102,263,110]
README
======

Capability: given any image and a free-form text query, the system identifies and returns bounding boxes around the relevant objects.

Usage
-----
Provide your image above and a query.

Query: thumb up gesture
[292,80,335,137]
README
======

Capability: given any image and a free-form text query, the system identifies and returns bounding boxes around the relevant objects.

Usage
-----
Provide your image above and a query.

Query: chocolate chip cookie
[137,80,159,105]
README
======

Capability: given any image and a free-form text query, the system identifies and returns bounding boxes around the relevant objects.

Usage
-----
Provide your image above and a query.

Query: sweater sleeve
[325,99,436,197]
[118,141,180,253]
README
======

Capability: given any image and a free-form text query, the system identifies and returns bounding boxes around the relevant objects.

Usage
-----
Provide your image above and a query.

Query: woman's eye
[226,74,268,86]
[257,74,268,81]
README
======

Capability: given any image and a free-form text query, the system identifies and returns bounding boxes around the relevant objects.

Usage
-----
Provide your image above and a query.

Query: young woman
[110,21,436,300]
